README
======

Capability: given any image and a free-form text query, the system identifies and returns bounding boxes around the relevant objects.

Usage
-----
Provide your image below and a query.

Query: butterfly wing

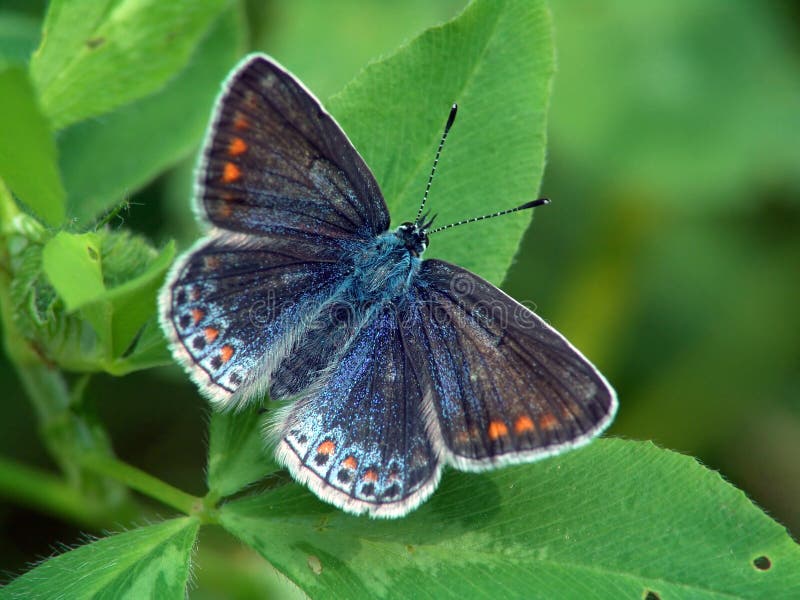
[409,259,617,470]
[273,304,441,518]
[162,53,390,404]
[159,231,352,404]
[197,53,389,240]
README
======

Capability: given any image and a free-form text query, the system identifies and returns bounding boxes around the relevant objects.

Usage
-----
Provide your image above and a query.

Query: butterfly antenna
[427,198,550,234]
[415,103,458,225]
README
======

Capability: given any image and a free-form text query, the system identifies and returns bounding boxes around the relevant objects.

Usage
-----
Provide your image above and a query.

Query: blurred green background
[2,0,798,595]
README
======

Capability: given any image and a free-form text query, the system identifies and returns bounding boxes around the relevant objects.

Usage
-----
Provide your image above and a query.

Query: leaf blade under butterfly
[328,0,554,286]
[219,439,800,599]
[207,408,279,498]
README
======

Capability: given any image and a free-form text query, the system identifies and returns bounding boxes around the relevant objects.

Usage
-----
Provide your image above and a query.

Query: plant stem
[11,360,139,516]
[78,453,206,518]
[0,456,100,527]
[1,181,211,525]
[0,179,137,526]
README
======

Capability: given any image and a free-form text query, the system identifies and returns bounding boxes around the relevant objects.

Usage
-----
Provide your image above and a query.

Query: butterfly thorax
[348,229,423,303]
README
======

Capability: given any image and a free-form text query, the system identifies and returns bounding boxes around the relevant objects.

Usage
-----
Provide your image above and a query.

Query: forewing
[411,259,617,470]
[198,53,390,239]
[273,305,440,518]
[159,231,351,405]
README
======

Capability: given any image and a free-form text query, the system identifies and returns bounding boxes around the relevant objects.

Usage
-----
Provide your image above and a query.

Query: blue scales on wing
[162,231,354,404]
[407,259,617,471]
[274,305,440,518]
[161,54,393,404]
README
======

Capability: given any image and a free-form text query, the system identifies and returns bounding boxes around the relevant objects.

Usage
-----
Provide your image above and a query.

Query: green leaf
[257,0,468,102]
[40,230,175,370]
[207,408,279,498]
[327,0,553,285]
[30,0,230,130]
[219,439,800,599]
[41,231,105,311]
[0,67,66,227]
[105,317,171,375]
[5,518,199,598]
[58,8,244,227]
[103,239,175,357]
[0,9,41,65]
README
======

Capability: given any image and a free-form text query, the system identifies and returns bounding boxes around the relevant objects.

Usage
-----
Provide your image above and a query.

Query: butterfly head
[396,218,432,257]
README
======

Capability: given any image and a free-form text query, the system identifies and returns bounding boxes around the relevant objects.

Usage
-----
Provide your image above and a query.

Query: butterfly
[159,54,617,518]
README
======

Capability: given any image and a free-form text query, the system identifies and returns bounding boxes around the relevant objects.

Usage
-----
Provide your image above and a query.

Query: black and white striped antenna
[415,103,550,233]
[427,198,550,234]
[415,103,458,225]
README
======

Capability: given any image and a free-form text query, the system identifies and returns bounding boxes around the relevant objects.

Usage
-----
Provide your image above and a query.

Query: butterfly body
[349,229,422,300]
[160,54,617,518]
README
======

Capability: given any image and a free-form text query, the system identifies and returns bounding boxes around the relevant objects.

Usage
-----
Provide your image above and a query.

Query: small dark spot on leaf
[307,555,322,575]
[753,555,772,571]
[406,544,415,554]
[643,591,661,600]
[87,246,98,260]
[313,515,330,532]
[86,37,105,49]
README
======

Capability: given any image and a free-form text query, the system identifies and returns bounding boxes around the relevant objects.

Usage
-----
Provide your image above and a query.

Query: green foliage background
[1,0,799,597]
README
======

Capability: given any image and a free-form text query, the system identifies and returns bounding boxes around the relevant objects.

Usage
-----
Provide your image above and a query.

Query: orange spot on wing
[514,416,535,434]
[454,431,470,444]
[228,137,248,156]
[243,91,258,109]
[233,114,249,130]
[218,203,232,218]
[540,413,558,431]
[204,256,220,269]
[191,308,204,324]
[220,345,234,363]
[342,456,358,470]
[317,440,335,455]
[488,420,509,440]
[204,327,219,343]
[363,469,378,482]
[222,162,241,183]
